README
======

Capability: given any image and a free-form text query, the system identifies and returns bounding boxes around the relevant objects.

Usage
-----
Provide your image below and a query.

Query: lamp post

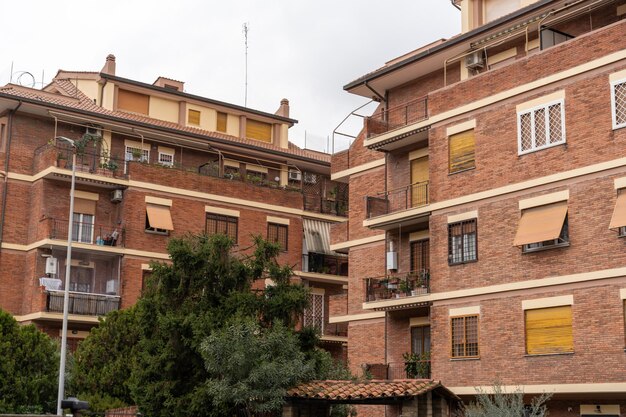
[55,136,77,416]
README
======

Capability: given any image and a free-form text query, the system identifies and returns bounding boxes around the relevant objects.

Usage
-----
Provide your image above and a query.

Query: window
[72,213,94,243]
[205,213,238,242]
[611,78,626,130]
[540,27,574,50]
[268,222,288,250]
[609,190,626,235]
[525,306,573,355]
[410,239,429,272]
[517,100,565,154]
[303,291,324,333]
[448,219,477,265]
[451,315,479,358]
[449,129,475,173]
[514,201,569,252]
[145,204,173,235]
[216,112,227,132]
[246,119,272,142]
[188,109,201,126]
[158,152,174,167]
[411,325,431,356]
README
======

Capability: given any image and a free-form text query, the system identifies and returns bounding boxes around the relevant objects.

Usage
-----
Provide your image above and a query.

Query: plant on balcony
[75,132,103,156]
[398,277,414,295]
[57,151,68,168]
[131,148,143,161]
[403,351,430,379]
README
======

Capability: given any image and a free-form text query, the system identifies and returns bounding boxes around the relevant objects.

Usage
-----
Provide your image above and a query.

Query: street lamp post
[55,136,77,416]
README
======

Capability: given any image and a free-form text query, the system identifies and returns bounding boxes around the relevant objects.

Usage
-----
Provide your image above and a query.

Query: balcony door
[410,156,429,207]
[70,266,94,293]
[303,291,324,333]
[411,325,431,355]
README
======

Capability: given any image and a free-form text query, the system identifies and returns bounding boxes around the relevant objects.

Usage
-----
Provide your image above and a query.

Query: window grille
[448,219,477,265]
[517,100,565,154]
[268,223,288,250]
[206,214,238,243]
[611,79,626,129]
[451,315,479,358]
[303,292,324,333]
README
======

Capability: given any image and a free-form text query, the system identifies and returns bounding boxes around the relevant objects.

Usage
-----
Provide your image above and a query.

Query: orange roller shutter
[513,201,568,246]
[609,192,626,229]
[117,89,149,115]
[216,112,227,132]
[525,306,573,354]
[246,119,272,142]
[73,198,96,215]
[146,204,174,230]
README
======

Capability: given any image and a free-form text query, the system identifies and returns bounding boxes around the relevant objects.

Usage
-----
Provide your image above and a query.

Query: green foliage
[403,351,430,379]
[71,392,129,413]
[0,308,58,414]
[70,307,140,405]
[202,318,315,415]
[464,383,552,417]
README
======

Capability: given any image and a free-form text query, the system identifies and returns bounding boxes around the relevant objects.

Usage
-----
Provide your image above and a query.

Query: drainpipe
[0,101,22,245]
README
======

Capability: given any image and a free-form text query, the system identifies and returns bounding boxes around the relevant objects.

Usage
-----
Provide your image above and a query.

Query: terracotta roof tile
[287,379,451,401]
[0,80,330,163]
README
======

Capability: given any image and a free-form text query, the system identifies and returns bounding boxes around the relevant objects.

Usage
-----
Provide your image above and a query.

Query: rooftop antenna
[243,22,249,107]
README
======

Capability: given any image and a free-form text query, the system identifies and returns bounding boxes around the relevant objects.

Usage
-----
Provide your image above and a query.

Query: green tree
[464,383,552,417]
[202,318,316,416]
[0,308,58,413]
[70,307,140,409]
[128,234,313,417]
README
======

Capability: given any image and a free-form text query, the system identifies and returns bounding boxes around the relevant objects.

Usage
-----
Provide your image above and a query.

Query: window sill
[524,352,574,357]
[450,357,480,361]
[522,242,570,253]
[144,229,169,236]
[518,140,566,157]
[448,258,478,266]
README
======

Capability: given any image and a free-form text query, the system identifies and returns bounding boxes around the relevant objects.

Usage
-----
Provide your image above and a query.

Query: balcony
[366,181,429,219]
[44,218,124,247]
[364,97,430,151]
[46,290,120,316]
[365,270,430,305]
[303,253,348,276]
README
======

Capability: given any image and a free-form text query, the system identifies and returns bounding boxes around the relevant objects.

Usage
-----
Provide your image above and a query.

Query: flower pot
[411,290,418,296]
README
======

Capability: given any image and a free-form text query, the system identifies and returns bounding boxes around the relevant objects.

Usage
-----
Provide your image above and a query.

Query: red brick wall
[348,243,386,315]
[347,318,385,376]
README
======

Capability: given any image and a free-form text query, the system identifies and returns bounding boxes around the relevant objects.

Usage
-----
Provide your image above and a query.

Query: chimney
[275,98,290,118]
[101,54,116,76]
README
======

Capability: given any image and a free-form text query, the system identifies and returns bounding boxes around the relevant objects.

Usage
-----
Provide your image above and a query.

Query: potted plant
[57,153,68,169]
[131,148,143,161]
[399,278,413,295]
[403,351,431,379]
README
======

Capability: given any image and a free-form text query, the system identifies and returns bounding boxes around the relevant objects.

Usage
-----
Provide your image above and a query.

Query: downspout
[99,77,108,108]
[0,101,22,245]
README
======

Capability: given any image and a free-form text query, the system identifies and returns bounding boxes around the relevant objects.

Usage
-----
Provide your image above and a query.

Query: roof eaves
[99,73,299,125]
[343,0,555,91]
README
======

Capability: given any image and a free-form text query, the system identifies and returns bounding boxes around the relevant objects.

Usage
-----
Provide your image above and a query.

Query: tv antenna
[242,22,249,107]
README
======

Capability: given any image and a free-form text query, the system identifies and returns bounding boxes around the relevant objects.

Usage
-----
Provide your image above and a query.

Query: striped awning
[303,219,338,255]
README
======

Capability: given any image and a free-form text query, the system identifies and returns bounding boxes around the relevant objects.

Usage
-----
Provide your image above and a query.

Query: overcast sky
[0,1,459,153]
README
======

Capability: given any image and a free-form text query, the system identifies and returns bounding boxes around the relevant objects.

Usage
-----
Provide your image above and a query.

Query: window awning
[609,192,626,230]
[513,201,568,246]
[146,204,174,230]
[303,219,338,256]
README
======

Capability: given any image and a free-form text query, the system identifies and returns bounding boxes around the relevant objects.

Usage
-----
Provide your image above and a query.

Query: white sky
[0,1,459,153]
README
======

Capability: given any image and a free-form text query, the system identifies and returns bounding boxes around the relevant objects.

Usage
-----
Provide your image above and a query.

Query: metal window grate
[267,223,288,250]
[206,214,238,243]
[518,100,565,154]
[448,219,477,265]
[410,239,430,272]
[613,80,626,127]
[303,292,324,333]
[451,315,479,358]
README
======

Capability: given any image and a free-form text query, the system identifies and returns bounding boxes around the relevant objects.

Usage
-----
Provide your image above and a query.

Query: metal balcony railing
[47,290,121,316]
[365,269,430,302]
[47,218,124,247]
[366,181,429,218]
[365,96,428,138]
[303,253,349,276]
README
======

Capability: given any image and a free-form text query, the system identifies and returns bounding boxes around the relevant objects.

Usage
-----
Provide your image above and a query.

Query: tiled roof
[0,80,330,163]
[287,379,453,401]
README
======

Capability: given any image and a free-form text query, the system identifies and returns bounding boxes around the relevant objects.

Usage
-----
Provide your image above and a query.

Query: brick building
[0,55,348,358]
[329,0,626,415]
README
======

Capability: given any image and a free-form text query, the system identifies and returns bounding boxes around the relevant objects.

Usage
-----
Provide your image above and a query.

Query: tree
[464,383,552,417]
[70,307,140,410]
[202,318,316,416]
[128,234,313,417]
[0,308,58,413]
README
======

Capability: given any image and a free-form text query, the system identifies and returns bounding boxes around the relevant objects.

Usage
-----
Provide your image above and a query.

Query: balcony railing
[365,269,430,302]
[46,290,120,316]
[366,181,429,218]
[365,96,428,138]
[303,195,348,217]
[303,253,349,276]
[47,218,124,247]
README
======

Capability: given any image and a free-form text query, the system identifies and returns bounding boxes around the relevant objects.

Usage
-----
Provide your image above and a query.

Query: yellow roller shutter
[73,198,96,215]
[449,129,475,173]
[410,156,429,207]
[246,119,272,142]
[188,109,201,125]
[216,112,227,132]
[117,89,149,115]
[525,306,573,354]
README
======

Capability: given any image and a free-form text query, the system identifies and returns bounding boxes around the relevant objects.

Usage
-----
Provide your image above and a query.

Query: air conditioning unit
[45,257,58,275]
[111,189,123,203]
[465,51,485,70]
[303,172,318,184]
[288,171,302,181]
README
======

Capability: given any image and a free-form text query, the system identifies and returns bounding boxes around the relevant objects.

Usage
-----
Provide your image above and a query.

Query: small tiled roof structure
[286,379,459,403]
